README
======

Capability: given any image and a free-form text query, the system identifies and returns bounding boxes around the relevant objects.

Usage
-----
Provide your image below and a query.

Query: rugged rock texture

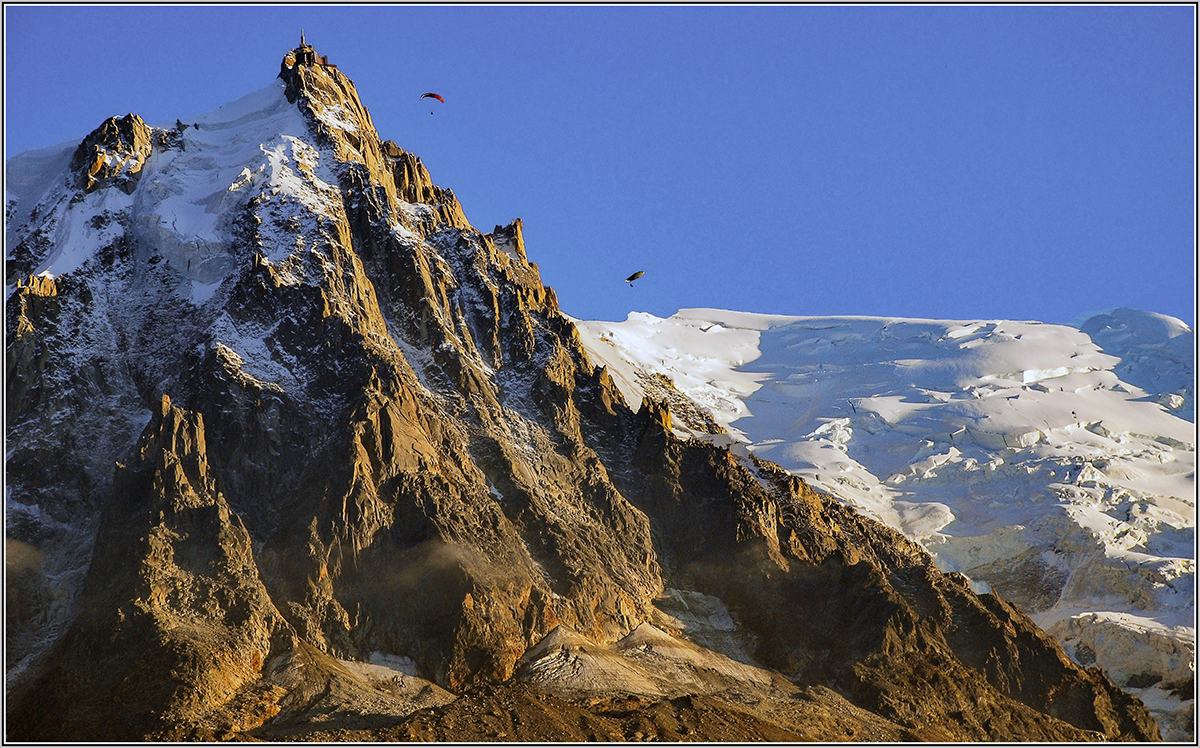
[8,395,286,740]
[69,113,154,194]
[591,404,1158,741]
[6,273,58,423]
[5,42,1161,741]
[291,681,916,743]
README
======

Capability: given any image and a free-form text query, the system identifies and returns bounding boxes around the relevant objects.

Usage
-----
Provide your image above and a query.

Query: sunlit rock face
[4,42,1163,742]
[69,113,154,194]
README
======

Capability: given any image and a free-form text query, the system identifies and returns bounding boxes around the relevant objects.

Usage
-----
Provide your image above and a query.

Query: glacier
[575,307,1196,740]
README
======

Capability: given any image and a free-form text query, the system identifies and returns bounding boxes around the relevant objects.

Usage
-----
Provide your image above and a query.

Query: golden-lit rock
[69,113,153,193]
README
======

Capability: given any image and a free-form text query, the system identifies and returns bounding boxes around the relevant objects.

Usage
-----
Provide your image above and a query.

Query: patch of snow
[366,651,420,676]
[206,313,299,394]
[34,187,133,277]
[5,140,76,250]
[311,101,359,133]
[187,277,224,305]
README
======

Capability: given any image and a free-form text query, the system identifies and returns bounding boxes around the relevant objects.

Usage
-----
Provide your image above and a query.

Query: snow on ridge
[7,79,351,307]
[1074,307,1195,422]
[131,82,340,297]
[173,81,294,131]
[1072,307,1193,343]
[576,307,1196,739]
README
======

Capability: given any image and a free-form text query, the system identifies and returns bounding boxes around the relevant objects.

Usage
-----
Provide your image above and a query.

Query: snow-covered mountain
[2,40,1173,741]
[576,308,1196,740]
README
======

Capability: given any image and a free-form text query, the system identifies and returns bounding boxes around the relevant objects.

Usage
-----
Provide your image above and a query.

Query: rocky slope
[4,41,1162,741]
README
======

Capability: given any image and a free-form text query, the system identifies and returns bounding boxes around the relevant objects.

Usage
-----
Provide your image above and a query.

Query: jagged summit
[68,113,153,194]
[5,44,1162,741]
[288,31,337,70]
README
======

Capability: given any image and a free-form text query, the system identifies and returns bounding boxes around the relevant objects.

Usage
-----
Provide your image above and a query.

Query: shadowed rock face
[5,44,1161,742]
[604,411,1159,740]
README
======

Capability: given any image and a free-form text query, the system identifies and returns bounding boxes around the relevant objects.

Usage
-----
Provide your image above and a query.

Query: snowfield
[575,307,1195,739]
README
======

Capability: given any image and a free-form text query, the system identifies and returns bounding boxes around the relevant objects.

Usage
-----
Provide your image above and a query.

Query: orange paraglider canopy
[421,92,444,103]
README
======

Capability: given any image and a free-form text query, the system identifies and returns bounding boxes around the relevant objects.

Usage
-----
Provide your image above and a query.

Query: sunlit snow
[9,82,345,306]
[134,82,342,293]
[576,307,1195,736]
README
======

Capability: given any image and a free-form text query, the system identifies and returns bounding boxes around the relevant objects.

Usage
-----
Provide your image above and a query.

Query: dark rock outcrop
[594,405,1159,740]
[6,274,59,424]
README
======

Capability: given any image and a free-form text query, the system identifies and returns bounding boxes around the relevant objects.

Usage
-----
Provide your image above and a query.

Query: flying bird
[625,271,644,286]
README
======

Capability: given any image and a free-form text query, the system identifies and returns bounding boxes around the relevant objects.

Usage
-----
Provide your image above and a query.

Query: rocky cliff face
[4,43,1161,741]
[69,113,154,194]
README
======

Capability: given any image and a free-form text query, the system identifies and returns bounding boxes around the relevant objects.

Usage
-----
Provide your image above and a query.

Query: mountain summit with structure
[4,41,1163,741]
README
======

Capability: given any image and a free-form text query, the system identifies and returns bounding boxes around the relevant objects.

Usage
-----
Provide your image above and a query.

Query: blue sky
[5,5,1195,326]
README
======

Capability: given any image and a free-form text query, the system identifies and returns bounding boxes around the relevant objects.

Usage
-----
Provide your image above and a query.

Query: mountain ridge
[4,42,1163,741]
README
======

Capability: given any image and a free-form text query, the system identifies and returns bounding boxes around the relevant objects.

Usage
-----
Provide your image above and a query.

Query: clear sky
[4,5,1195,326]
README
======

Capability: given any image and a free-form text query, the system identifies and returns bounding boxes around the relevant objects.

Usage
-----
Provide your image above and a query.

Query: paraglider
[625,271,644,286]
[422,92,444,114]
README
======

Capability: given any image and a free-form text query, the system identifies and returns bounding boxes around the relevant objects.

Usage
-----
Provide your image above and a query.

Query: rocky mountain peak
[4,43,1163,742]
[277,42,471,238]
[68,112,153,193]
[491,218,529,263]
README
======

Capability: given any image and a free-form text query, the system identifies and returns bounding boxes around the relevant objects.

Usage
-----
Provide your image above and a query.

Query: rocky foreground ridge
[4,43,1162,741]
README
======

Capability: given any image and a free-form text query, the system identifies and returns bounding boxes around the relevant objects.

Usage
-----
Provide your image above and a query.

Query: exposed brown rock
[6,396,286,740]
[268,681,917,743]
[590,405,1159,741]
[491,218,529,263]
[279,46,470,235]
[69,113,153,193]
[5,274,60,424]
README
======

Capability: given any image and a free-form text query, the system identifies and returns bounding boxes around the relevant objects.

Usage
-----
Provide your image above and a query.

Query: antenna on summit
[300,30,306,46]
